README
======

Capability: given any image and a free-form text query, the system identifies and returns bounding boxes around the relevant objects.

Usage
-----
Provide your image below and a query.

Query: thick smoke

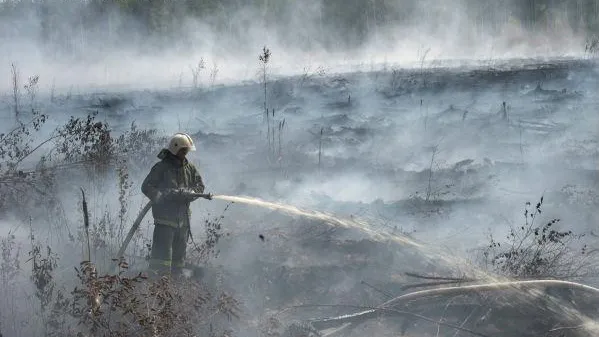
[1,1,599,336]
[0,0,592,92]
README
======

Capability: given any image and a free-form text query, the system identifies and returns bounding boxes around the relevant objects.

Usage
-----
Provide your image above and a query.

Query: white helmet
[167,133,196,155]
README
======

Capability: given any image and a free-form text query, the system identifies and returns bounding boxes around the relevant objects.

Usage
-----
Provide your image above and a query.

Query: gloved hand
[152,191,164,203]
[153,189,186,203]
[154,189,207,203]
[179,188,202,202]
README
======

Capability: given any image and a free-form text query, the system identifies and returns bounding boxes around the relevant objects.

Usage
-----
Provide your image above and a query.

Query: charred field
[1,57,599,337]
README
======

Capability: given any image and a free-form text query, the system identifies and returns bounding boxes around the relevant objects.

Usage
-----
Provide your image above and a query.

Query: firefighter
[141,133,210,277]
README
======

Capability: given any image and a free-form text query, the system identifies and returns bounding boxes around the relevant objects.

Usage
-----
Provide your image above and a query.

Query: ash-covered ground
[1,58,599,336]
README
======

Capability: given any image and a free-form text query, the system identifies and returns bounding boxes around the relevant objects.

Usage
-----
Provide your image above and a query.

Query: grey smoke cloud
[0,0,589,93]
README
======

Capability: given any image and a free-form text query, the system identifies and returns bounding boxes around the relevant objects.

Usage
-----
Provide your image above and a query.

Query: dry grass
[479,196,597,280]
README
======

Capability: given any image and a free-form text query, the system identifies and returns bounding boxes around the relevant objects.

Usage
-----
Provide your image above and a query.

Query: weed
[28,222,59,334]
[210,61,219,88]
[425,145,439,202]
[190,58,205,89]
[0,230,20,287]
[189,203,232,265]
[0,230,21,328]
[67,259,240,336]
[260,314,283,337]
[501,101,507,121]
[10,187,240,337]
[389,68,402,94]
[419,47,431,88]
[81,188,91,261]
[46,288,72,337]
[10,63,20,119]
[414,142,452,203]
[381,68,420,98]
[277,118,285,162]
[116,158,132,242]
[0,109,48,211]
[423,99,428,130]
[50,78,56,103]
[265,109,286,166]
[584,35,599,58]
[298,64,326,87]
[115,122,168,174]
[24,75,40,110]
[481,196,596,279]
[259,46,272,156]
[519,119,524,163]
[318,127,324,174]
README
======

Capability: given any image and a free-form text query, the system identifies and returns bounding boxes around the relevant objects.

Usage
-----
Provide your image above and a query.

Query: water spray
[205,195,599,336]
[117,193,425,261]
[212,195,424,248]
[118,193,492,280]
[116,192,599,335]
[117,193,579,287]
[210,195,496,281]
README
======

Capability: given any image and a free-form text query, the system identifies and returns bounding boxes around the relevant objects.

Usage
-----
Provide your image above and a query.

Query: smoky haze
[0,0,591,92]
[1,1,599,336]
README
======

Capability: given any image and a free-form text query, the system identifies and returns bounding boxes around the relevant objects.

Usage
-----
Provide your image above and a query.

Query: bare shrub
[53,113,113,168]
[28,230,58,314]
[0,112,167,222]
[0,110,48,171]
[1,190,241,337]
[0,109,49,211]
[584,35,599,58]
[389,68,401,93]
[480,196,596,280]
[298,64,326,86]
[0,110,116,226]
[189,203,232,265]
[63,259,240,337]
[190,58,205,89]
[407,143,453,210]
[0,230,20,286]
[0,230,22,335]
[24,75,40,110]
[113,122,168,175]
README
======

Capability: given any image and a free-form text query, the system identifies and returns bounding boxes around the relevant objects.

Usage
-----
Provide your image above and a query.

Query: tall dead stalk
[11,63,20,119]
[81,188,91,262]
[259,46,271,156]
[318,127,323,174]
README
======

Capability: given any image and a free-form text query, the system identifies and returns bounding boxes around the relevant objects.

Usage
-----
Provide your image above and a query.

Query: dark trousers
[148,223,189,277]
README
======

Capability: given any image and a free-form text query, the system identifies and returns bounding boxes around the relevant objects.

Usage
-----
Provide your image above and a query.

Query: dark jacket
[141,149,205,227]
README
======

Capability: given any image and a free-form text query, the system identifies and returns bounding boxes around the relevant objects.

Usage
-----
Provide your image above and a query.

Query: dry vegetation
[0,69,240,337]
[276,197,599,337]
[480,197,598,280]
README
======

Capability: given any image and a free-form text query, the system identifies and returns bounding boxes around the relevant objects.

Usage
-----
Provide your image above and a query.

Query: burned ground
[1,58,598,336]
